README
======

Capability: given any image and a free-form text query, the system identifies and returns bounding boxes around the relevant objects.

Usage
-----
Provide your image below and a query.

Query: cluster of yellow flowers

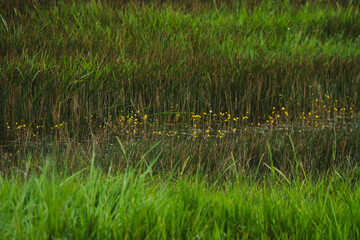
[3,92,359,141]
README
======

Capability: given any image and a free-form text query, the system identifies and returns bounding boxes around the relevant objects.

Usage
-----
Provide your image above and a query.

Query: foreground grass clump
[1,160,360,239]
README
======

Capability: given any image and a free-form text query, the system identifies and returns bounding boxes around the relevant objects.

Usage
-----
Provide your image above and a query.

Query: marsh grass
[1,0,360,138]
[1,124,359,183]
[1,1,360,237]
[1,153,360,239]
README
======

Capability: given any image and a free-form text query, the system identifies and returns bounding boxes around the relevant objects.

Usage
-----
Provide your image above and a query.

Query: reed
[1,0,359,139]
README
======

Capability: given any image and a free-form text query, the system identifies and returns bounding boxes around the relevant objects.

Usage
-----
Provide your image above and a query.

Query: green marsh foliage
[1,1,360,237]
[1,0,359,137]
[1,157,360,239]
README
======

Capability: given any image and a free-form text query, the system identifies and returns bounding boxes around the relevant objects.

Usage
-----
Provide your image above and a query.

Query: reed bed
[1,0,359,137]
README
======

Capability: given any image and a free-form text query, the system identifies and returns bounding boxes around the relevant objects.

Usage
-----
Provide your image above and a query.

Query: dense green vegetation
[1,0,360,238]
[1,0,359,133]
[1,160,360,239]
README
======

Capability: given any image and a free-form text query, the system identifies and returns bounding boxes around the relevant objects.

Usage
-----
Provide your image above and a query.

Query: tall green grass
[1,2,360,237]
[1,155,360,239]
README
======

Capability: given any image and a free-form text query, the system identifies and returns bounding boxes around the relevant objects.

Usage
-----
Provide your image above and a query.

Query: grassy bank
[1,161,360,239]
